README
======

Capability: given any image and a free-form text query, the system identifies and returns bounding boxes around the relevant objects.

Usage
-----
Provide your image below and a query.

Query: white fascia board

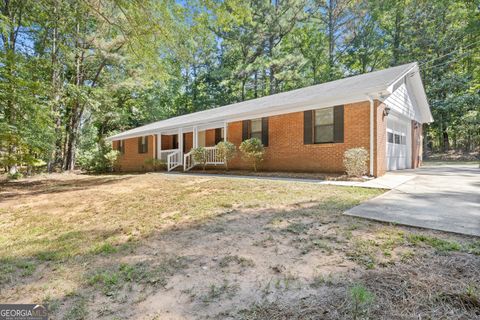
[386,63,418,94]
[107,92,384,141]
[410,74,433,123]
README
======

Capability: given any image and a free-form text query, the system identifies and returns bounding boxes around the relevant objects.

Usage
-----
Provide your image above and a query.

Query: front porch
[155,122,227,172]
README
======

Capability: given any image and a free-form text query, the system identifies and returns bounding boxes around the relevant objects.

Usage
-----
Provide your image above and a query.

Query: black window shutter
[145,136,148,153]
[304,110,313,144]
[215,128,222,144]
[261,117,269,146]
[242,120,249,141]
[333,105,344,143]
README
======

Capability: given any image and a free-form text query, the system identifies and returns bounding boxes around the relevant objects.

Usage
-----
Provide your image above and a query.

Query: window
[138,136,148,153]
[388,132,394,143]
[242,118,269,146]
[389,132,406,145]
[250,119,262,141]
[118,140,125,154]
[394,133,401,144]
[314,107,334,143]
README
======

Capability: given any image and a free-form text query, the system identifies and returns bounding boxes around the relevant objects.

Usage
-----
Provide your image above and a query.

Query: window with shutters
[250,118,262,141]
[138,136,148,153]
[118,140,125,154]
[314,107,334,143]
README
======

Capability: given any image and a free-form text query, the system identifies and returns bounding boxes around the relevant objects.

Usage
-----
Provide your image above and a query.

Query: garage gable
[383,82,419,121]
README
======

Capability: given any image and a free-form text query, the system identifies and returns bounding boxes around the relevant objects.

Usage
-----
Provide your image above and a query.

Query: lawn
[0,173,478,319]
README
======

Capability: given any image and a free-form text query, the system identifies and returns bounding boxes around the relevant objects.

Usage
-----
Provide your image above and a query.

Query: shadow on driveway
[345,164,480,236]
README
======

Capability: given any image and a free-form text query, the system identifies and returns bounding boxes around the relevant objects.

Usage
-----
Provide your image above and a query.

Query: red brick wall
[227,101,374,174]
[411,120,423,168]
[113,100,391,176]
[205,129,216,147]
[115,135,156,171]
[162,135,173,150]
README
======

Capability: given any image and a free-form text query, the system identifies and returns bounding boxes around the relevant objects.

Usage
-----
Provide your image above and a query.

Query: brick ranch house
[107,62,433,177]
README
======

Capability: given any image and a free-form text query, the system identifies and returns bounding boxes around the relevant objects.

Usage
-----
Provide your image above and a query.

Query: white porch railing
[167,150,181,172]
[183,146,224,171]
[159,149,179,162]
[184,151,195,172]
[204,146,224,165]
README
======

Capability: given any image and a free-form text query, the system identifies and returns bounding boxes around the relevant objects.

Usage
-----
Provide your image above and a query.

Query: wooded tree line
[1,0,478,174]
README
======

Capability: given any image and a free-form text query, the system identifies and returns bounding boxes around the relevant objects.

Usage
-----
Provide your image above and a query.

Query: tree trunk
[391,2,403,65]
[1,0,22,175]
[64,19,83,171]
[327,1,335,79]
[241,78,246,101]
[269,36,275,95]
[442,130,450,152]
[254,70,258,98]
[50,0,64,172]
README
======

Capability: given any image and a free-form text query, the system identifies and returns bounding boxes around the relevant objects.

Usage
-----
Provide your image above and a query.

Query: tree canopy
[1,0,478,173]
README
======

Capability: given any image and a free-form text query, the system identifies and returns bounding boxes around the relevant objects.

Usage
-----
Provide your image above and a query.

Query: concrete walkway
[345,164,480,236]
[163,171,412,189]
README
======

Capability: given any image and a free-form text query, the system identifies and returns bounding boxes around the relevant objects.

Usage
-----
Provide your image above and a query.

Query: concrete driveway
[345,164,480,236]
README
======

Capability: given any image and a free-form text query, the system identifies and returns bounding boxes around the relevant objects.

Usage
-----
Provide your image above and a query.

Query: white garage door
[387,117,411,170]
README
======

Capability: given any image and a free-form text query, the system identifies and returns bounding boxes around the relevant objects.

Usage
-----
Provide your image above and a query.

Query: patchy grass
[88,256,187,296]
[347,239,378,269]
[283,222,312,235]
[0,174,380,264]
[0,173,478,319]
[200,280,239,304]
[407,233,462,252]
[310,273,337,288]
[64,296,88,320]
[219,255,255,268]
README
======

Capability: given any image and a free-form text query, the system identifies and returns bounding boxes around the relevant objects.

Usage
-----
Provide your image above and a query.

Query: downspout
[368,96,375,176]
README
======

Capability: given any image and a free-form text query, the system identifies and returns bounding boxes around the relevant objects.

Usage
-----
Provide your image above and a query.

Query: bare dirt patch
[0,173,478,319]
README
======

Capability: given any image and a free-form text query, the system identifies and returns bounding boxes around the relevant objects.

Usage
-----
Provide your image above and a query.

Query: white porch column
[223,122,228,142]
[178,128,183,162]
[193,126,199,148]
[156,133,162,160]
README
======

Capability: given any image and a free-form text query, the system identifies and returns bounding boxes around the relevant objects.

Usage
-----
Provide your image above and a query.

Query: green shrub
[239,138,265,172]
[216,141,236,170]
[192,146,208,171]
[77,145,119,173]
[144,158,166,171]
[343,147,369,177]
[7,172,23,180]
[104,150,120,172]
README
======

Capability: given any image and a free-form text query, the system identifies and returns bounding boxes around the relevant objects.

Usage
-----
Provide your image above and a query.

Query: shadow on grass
[0,175,133,201]
[0,182,478,319]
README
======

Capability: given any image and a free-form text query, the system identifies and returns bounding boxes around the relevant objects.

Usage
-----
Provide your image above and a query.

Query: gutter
[368,96,375,176]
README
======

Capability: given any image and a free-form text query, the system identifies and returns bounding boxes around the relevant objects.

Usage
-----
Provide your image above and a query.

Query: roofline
[107,92,387,141]
[107,62,431,141]
[386,62,418,93]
